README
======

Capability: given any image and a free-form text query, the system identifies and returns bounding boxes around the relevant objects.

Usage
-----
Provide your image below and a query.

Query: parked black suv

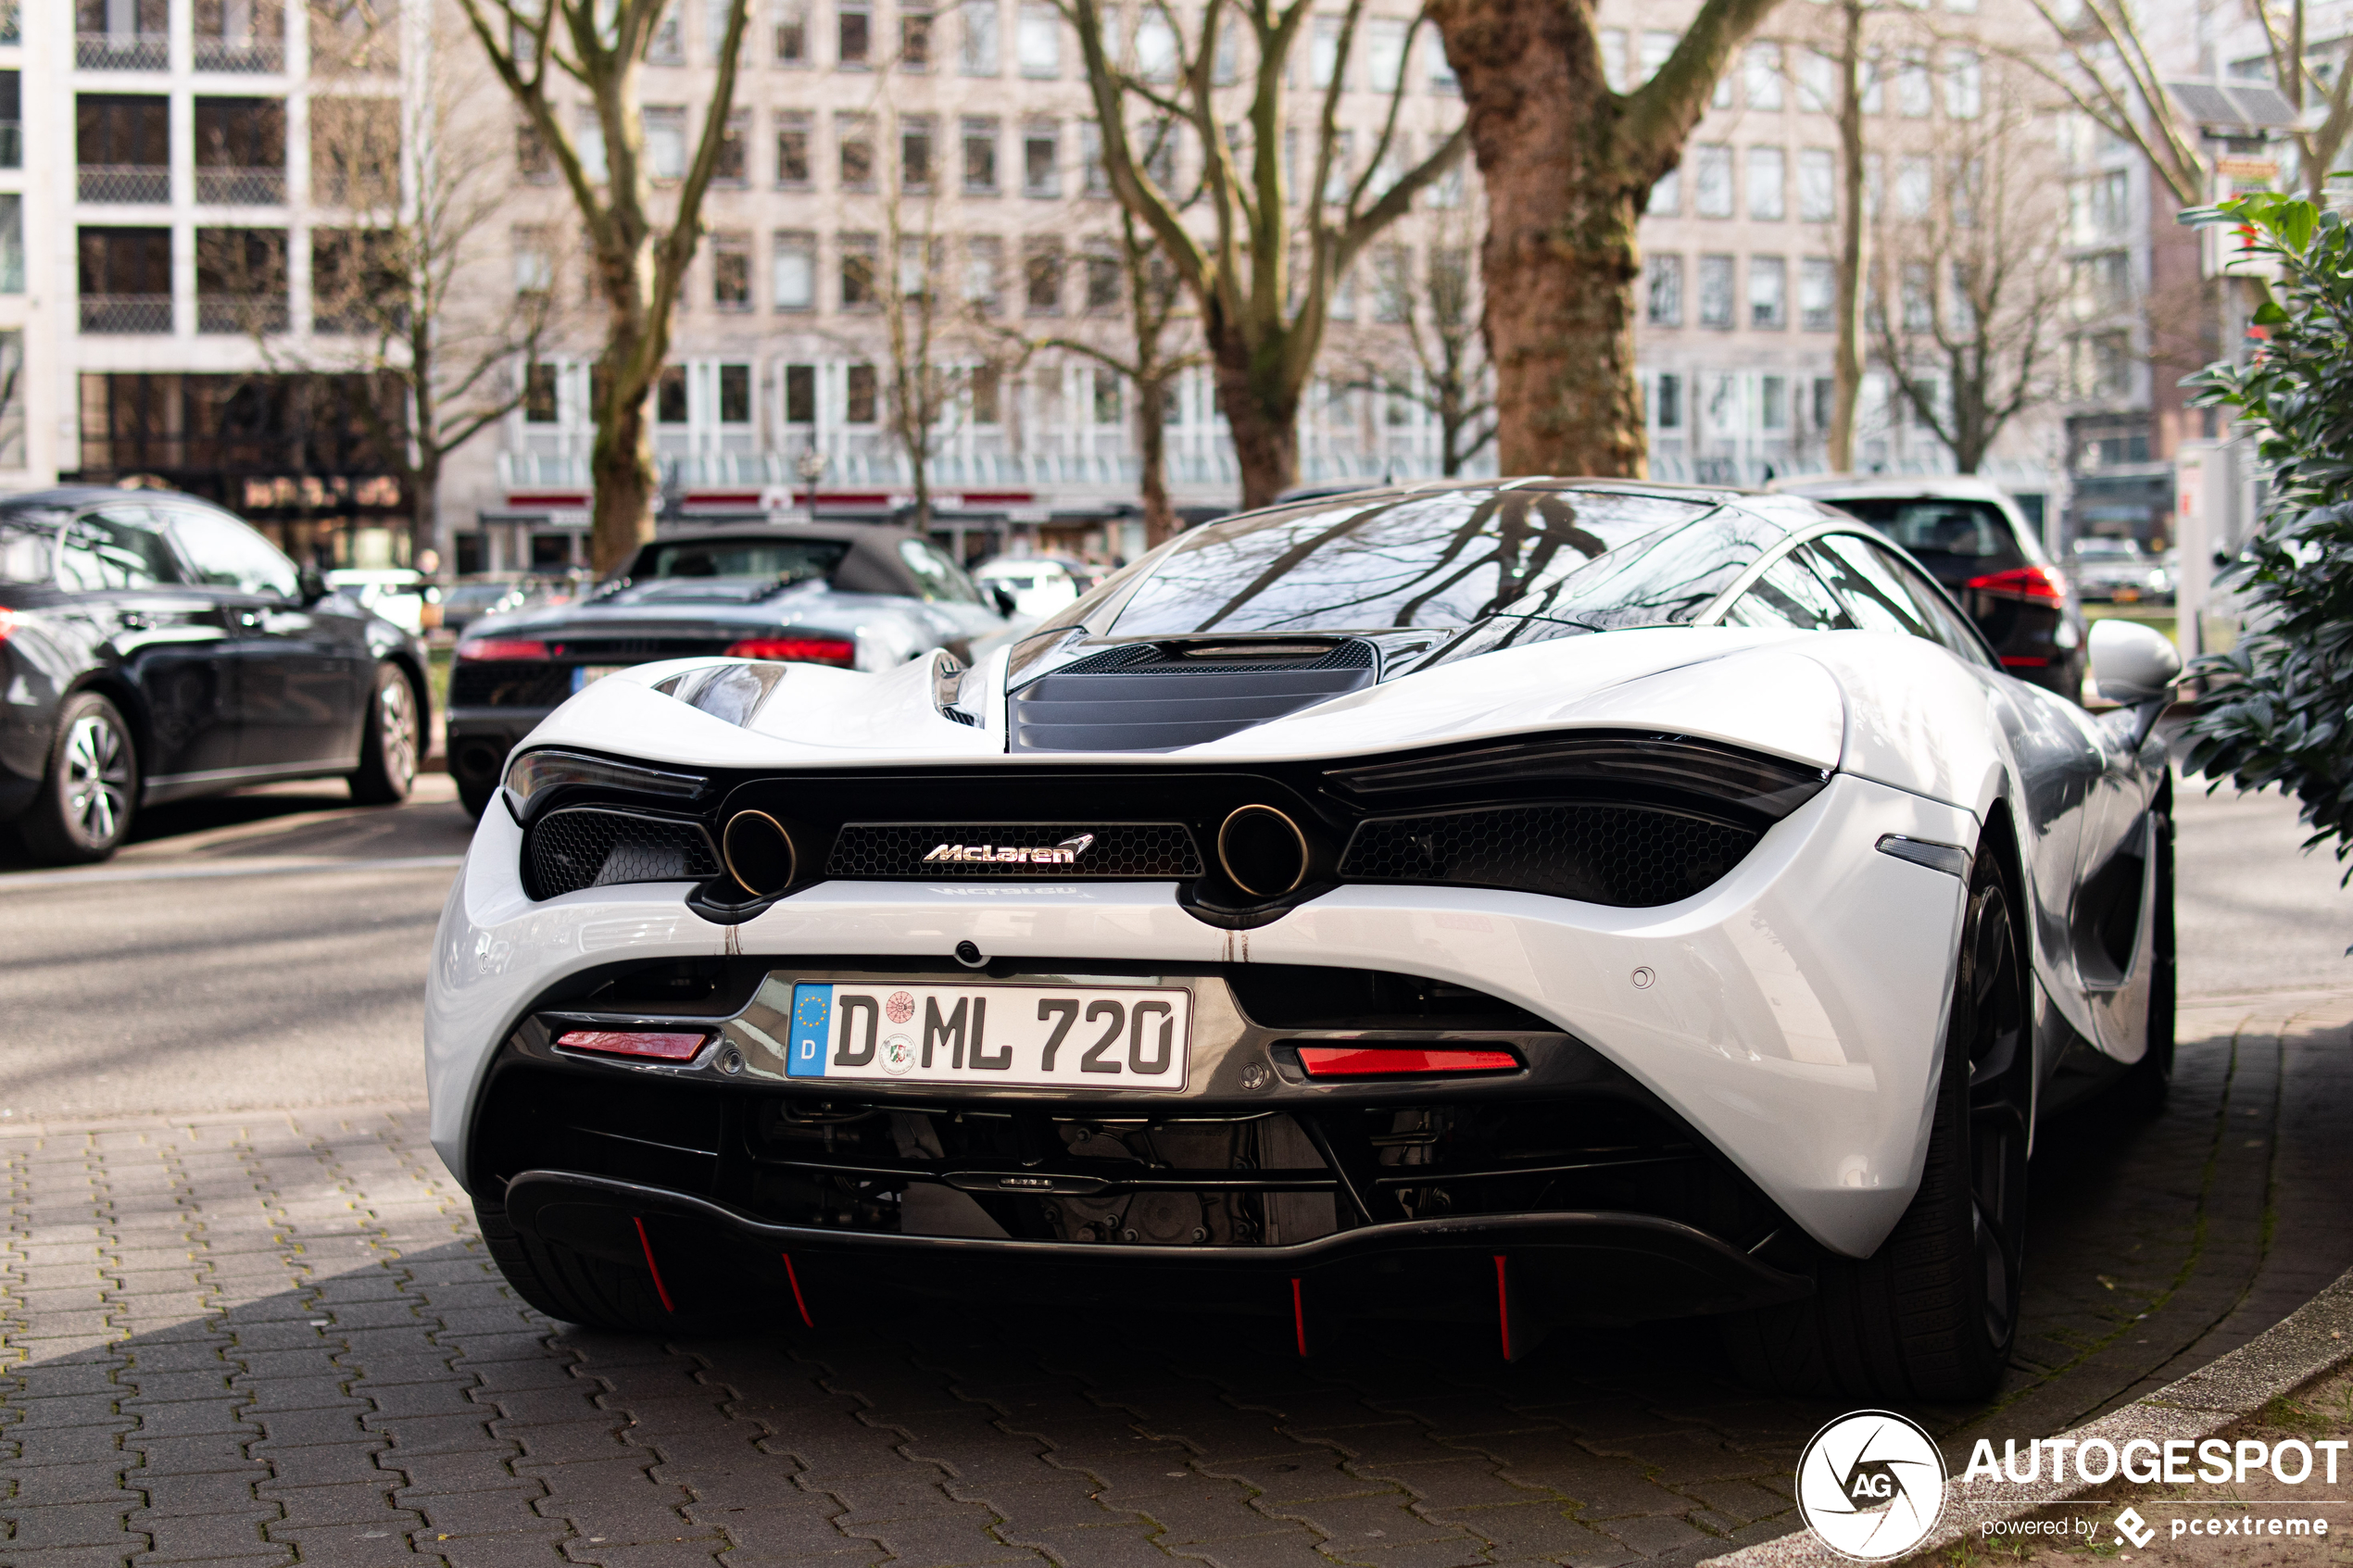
[0,488,432,863]
[1771,476,2088,700]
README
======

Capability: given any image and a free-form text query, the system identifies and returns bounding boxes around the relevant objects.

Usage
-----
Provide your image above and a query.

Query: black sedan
[0,488,432,864]
[445,523,1012,816]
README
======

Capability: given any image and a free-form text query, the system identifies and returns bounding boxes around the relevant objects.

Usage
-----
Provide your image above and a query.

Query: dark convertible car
[0,488,431,863]
[444,523,1011,816]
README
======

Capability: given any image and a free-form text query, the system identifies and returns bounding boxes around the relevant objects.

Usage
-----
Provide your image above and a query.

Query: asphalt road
[4,769,2353,1567]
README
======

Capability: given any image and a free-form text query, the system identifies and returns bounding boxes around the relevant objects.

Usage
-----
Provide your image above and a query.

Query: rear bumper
[501,1167,1815,1326]
[445,709,556,794]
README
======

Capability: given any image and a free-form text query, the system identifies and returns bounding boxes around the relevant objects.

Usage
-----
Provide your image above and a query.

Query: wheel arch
[61,669,157,783]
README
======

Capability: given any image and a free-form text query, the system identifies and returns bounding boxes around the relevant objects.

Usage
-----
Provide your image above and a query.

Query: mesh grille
[827,822,1203,878]
[526,809,722,898]
[1055,640,1376,676]
[450,663,575,709]
[1340,805,1757,909]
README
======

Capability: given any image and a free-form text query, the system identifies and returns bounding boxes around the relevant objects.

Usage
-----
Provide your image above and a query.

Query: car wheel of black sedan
[1725,850,2030,1400]
[19,691,140,866]
[347,664,421,806]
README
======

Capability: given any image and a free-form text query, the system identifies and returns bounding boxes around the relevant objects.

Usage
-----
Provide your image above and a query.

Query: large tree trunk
[590,361,658,578]
[1434,0,1645,478]
[1136,375,1180,547]
[1212,338,1299,510]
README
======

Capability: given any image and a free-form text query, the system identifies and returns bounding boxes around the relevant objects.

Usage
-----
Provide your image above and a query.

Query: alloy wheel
[62,710,134,847]
[378,675,419,794]
[1961,881,2030,1349]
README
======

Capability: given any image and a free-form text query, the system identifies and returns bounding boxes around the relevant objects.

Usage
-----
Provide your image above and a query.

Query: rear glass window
[1103,488,1713,636]
[633,538,851,585]
[0,507,64,584]
[1824,497,2030,584]
[60,509,181,591]
[897,538,986,604]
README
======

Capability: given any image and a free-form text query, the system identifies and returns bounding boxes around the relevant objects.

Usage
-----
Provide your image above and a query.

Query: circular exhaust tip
[1217,805,1310,898]
[722,810,798,898]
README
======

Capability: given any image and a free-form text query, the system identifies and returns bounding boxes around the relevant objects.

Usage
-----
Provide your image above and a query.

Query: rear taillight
[1295,1046,1522,1078]
[554,1029,711,1061]
[1964,565,2069,604]
[726,637,857,666]
[0,608,16,644]
[458,637,549,661]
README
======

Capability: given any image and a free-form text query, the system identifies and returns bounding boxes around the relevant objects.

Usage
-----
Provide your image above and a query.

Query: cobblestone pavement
[4,987,2349,1568]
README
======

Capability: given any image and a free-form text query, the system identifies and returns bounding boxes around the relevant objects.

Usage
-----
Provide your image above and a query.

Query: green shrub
[2181,194,2353,867]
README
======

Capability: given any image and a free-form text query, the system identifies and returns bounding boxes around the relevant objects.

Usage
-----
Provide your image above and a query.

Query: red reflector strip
[1295,1047,1521,1077]
[456,638,549,661]
[1964,565,2069,604]
[726,637,857,665]
[555,1029,710,1061]
[1999,655,2050,668]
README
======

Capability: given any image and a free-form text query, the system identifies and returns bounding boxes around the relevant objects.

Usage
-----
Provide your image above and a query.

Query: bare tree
[1064,0,1467,508]
[233,4,556,563]
[1428,0,1782,478]
[2249,0,2353,201]
[1343,216,1493,477]
[1868,68,2069,471]
[2008,0,2203,206]
[453,0,751,574]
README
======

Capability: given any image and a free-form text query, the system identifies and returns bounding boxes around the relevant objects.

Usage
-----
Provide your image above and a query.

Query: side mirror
[296,562,329,605]
[989,583,1018,617]
[2088,618,2182,706]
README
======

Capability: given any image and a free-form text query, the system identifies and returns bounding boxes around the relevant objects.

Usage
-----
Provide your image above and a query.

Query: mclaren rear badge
[922,834,1096,866]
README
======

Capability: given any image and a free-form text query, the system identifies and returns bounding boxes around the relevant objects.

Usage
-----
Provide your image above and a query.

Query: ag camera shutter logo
[1795,1411,1947,1561]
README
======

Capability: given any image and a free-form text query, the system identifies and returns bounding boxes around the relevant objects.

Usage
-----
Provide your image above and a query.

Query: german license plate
[783,982,1190,1089]
[573,665,629,692]
[2114,587,2140,604]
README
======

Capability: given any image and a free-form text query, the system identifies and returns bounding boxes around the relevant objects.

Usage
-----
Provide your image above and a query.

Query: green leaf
[2254,301,2292,325]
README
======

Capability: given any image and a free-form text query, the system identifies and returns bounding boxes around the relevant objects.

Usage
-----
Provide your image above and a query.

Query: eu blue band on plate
[787,984,833,1078]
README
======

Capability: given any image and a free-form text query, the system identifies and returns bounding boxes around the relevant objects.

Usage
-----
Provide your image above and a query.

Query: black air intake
[1340,804,1757,908]
[451,663,576,709]
[1008,640,1377,752]
[525,808,723,899]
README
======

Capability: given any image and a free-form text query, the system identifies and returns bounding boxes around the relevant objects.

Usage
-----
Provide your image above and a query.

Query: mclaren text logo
[1795,1411,1947,1562]
[924,834,1096,866]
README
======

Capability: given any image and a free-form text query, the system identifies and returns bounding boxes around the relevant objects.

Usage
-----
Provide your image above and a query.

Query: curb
[1698,1264,2353,1567]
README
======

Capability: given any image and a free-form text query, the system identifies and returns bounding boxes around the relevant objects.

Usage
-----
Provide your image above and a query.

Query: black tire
[17,691,140,865]
[1725,850,2031,1401]
[347,663,422,806]
[477,1201,698,1334]
[456,773,497,820]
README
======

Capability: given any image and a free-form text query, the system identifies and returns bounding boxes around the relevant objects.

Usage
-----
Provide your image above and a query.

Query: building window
[838,113,875,189]
[1797,49,1835,112]
[960,0,999,72]
[1800,257,1835,331]
[0,195,21,295]
[847,363,879,421]
[901,115,935,192]
[776,114,812,185]
[784,363,817,421]
[1024,237,1063,313]
[963,235,1003,313]
[1750,255,1786,328]
[1894,155,1931,219]
[1024,123,1059,196]
[1081,121,1109,195]
[1944,48,1981,119]
[2071,169,2129,241]
[774,0,809,63]
[576,107,609,182]
[1797,147,1834,223]
[712,232,751,309]
[512,225,556,295]
[715,110,749,184]
[516,119,552,182]
[838,0,871,64]
[1366,18,1408,91]
[1139,9,1180,82]
[1747,146,1784,220]
[1895,51,1931,117]
[1645,253,1682,326]
[1901,260,1933,331]
[1640,30,1677,82]
[1084,246,1119,311]
[1697,253,1734,328]
[773,231,815,310]
[719,363,752,422]
[522,363,559,422]
[1017,2,1059,75]
[1647,168,1679,216]
[841,232,879,308]
[1744,43,1782,109]
[1693,144,1732,218]
[1655,371,1681,430]
[900,2,933,69]
[963,117,999,193]
[655,365,688,422]
[1092,367,1124,424]
[1760,373,1786,430]
[1373,246,1411,323]
[644,107,687,182]
[648,2,685,61]
[898,236,935,301]
[1812,377,1834,431]
[972,364,1002,423]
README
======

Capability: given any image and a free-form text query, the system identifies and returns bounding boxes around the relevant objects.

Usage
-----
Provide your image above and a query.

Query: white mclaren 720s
[425,479,2182,1400]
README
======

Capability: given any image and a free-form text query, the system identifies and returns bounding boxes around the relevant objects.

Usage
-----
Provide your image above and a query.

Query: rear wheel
[346,663,421,806]
[18,693,140,865]
[2123,792,2176,1111]
[1725,851,2031,1401]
